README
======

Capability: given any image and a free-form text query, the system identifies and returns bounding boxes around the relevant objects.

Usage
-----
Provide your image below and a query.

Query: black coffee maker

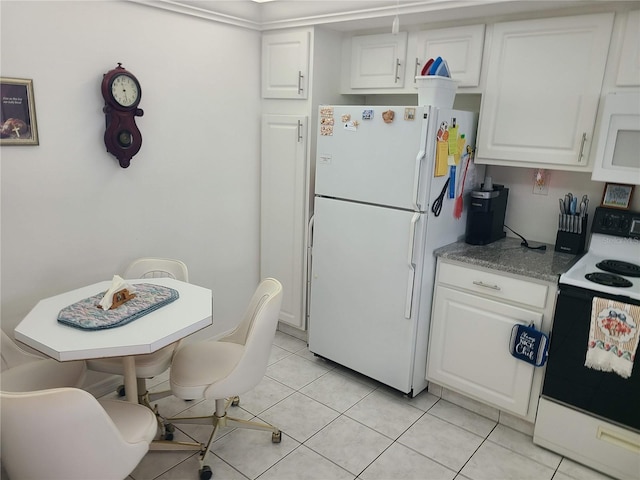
[465,181,509,245]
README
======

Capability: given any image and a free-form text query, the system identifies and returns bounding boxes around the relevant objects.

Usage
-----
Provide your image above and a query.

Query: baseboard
[277,322,308,342]
[429,382,534,436]
[84,373,122,398]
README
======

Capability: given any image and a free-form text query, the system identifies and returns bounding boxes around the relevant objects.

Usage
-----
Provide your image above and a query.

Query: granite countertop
[434,237,580,283]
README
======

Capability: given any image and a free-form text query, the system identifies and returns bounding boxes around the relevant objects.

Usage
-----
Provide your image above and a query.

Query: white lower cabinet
[427,260,556,421]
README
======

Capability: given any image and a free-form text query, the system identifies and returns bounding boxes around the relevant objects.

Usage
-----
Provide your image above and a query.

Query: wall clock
[101,63,144,168]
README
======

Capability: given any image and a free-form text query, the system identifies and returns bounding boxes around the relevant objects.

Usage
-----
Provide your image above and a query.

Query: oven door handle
[559,286,595,301]
[559,284,638,305]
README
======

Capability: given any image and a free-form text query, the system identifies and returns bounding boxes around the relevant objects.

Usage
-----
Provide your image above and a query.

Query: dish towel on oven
[585,297,640,378]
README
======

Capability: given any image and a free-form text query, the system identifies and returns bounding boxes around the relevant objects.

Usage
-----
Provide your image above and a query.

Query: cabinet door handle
[297,120,303,143]
[472,280,501,291]
[577,132,587,163]
[414,58,420,82]
[395,59,401,83]
[298,71,304,95]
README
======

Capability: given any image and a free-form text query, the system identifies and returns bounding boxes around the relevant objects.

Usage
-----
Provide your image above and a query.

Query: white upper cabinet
[616,9,640,87]
[262,30,309,99]
[350,32,407,89]
[476,13,614,170]
[415,24,485,87]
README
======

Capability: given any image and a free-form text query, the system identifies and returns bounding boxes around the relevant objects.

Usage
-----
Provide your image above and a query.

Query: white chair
[0,387,157,480]
[86,257,189,412]
[165,278,283,480]
[1,329,86,391]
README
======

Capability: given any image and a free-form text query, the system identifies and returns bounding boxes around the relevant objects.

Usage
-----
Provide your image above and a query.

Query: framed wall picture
[601,183,634,209]
[1,77,39,145]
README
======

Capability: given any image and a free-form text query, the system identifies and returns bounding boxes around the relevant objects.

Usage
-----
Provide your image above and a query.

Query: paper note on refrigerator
[435,141,449,176]
[448,125,459,155]
[455,138,466,165]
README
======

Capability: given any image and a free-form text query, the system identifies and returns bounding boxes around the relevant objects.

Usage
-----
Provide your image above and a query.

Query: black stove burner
[585,272,633,288]
[596,259,640,277]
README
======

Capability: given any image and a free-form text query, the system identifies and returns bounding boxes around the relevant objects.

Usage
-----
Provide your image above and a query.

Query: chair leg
[165,397,282,478]
[225,416,282,442]
[130,378,175,440]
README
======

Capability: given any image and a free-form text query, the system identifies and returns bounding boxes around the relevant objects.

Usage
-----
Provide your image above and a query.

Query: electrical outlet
[533,168,549,195]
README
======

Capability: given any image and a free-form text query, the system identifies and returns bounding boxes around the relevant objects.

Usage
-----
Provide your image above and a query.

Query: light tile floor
[117,331,614,480]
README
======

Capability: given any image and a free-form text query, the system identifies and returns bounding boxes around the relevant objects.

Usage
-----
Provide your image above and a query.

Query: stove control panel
[592,207,640,239]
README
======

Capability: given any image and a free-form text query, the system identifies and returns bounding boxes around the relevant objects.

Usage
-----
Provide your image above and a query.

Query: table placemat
[57,283,179,330]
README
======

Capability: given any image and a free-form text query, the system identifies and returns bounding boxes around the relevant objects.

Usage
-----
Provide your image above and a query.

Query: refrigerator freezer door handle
[405,213,420,319]
[412,150,426,210]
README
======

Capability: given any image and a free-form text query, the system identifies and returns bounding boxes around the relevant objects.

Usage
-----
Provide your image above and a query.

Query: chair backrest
[207,278,282,397]
[124,257,189,282]
[1,330,86,390]
[1,329,39,371]
[0,388,151,480]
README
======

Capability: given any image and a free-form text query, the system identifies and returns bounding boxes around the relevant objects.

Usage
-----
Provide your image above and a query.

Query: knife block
[554,215,588,255]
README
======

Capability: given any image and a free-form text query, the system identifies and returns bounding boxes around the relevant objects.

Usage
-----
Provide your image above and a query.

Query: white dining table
[14,277,213,403]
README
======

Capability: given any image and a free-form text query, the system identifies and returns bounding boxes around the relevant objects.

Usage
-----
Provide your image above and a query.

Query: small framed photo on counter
[1,77,39,146]
[601,183,634,209]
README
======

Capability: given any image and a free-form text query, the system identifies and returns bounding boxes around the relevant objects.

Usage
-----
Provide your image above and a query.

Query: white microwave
[591,92,640,185]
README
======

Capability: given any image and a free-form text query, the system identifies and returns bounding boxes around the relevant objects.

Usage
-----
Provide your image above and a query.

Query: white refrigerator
[308,105,483,396]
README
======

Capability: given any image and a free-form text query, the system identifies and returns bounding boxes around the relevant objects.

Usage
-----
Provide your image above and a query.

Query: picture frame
[1,77,39,145]
[601,183,634,209]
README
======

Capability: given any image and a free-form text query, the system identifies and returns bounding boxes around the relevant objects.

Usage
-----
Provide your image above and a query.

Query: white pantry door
[261,114,308,329]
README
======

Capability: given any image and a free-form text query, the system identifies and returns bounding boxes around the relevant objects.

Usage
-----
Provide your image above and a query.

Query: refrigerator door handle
[405,213,420,319]
[412,150,426,210]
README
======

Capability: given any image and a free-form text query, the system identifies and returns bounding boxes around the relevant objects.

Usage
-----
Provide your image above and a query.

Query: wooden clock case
[101,63,144,168]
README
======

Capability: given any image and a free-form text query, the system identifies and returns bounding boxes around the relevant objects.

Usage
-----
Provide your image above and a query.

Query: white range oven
[534,206,640,480]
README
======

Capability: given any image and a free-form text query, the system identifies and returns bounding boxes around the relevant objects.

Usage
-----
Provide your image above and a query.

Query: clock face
[110,74,140,108]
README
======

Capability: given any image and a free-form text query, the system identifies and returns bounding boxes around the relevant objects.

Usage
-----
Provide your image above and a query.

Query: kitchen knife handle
[405,213,420,319]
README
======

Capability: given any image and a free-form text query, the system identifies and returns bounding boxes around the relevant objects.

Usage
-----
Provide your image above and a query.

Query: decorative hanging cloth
[57,283,179,331]
[585,297,640,379]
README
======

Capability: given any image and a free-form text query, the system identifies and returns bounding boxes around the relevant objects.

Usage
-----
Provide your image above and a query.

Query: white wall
[1,1,262,340]
[487,165,640,245]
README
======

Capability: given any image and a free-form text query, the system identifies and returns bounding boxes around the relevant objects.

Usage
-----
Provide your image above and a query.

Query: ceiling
[130,0,639,31]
